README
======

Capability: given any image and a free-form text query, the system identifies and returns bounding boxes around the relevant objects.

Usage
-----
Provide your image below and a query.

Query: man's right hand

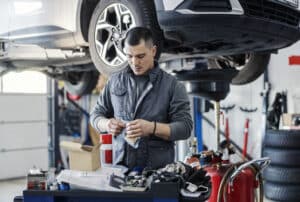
[107,118,126,136]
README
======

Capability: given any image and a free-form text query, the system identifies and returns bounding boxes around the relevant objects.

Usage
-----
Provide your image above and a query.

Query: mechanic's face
[124,40,157,76]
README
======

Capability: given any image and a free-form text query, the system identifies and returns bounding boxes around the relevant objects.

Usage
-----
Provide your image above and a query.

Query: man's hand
[126,119,154,138]
[107,118,126,136]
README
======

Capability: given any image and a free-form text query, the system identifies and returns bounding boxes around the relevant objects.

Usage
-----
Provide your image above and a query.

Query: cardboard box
[282,113,300,126]
[60,141,100,171]
[89,124,100,146]
[281,113,300,129]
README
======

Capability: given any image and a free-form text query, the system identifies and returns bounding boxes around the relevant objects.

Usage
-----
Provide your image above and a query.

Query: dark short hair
[124,27,154,47]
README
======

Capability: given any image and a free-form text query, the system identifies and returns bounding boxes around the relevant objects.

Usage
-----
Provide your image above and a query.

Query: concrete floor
[0,178,26,202]
[0,178,275,202]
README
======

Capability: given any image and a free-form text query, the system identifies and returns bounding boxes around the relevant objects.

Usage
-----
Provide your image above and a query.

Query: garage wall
[202,41,300,159]
[0,72,48,179]
[0,94,49,179]
[268,42,300,113]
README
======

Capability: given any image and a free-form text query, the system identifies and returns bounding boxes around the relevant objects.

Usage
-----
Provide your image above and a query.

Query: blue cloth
[113,128,140,165]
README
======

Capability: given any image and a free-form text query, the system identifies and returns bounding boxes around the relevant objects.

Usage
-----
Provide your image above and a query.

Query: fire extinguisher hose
[217,163,264,202]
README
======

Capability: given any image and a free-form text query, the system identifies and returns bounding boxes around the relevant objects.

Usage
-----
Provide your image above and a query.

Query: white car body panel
[0,0,10,39]
[0,0,81,43]
[162,0,183,11]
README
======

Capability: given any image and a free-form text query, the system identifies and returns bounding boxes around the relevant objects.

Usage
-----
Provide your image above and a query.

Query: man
[90,27,193,170]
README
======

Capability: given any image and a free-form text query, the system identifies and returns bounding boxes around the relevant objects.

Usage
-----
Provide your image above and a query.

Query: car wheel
[88,0,162,76]
[64,71,99,96]
[208,53,270,85]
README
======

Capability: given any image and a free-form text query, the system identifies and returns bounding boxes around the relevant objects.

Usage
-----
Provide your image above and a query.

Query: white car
[0,0,300,95]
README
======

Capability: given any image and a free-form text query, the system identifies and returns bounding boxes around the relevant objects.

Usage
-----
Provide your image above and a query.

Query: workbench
[20,182,209,202]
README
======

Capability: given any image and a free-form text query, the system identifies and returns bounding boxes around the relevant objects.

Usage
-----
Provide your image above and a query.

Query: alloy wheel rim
[94,3,136,68]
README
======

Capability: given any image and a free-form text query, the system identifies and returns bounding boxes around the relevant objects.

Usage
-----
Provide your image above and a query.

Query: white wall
[268,42,300,113]
[202,41,300,159]
[0,71,48,179]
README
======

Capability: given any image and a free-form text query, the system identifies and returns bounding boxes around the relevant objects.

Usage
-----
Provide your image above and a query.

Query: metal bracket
[0,39,8,58]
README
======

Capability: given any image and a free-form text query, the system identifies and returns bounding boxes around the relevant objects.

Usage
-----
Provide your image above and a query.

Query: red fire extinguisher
[204,154,270,202]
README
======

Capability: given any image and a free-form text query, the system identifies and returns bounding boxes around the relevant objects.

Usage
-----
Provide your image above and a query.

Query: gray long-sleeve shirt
[90,64,193,169]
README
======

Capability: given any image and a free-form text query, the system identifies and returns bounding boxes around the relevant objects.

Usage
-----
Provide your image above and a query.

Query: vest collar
[126,61,160,83]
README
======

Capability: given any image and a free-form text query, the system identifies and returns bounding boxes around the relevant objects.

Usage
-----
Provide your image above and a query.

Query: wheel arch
[79,0,100,43]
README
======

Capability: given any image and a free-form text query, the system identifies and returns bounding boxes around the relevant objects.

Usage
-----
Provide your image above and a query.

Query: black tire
[88,0,162,76]
[265,182,300,202]
[264,130,300,149]
[264,166,300,184]
[208,53,270,85]
[64,71,99,96]
[263,148,300,167]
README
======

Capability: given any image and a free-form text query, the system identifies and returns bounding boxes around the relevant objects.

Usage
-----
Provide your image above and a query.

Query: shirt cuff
[96,117,110,133]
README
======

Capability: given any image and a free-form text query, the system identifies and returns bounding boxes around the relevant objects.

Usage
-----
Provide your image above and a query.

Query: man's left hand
[126,119,154,138]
